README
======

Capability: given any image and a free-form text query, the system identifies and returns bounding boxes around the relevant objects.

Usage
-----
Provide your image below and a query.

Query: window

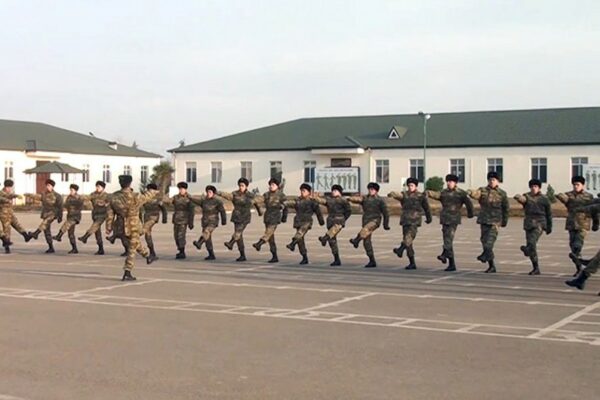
[4,161,13,180]
[140,166,148,184]
[240,161,253,182]
[270,161,282,181]
[531,158,548,183]
[304,161,317,184]
[123,165,131,176]
[450,159,465,183]
[82,164,90,183]
[102,165,111,183]
[572,157,588,178]
[61,173,69,182]
[185,162,197,183]
[410,159,424,183]
[331,158,351,167]
[211,161,222,183]
[375,159,390,184]
[487,158,503,182]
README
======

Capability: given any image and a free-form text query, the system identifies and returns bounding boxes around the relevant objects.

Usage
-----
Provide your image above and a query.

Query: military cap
[118,175,133,187]
[445,174,459,183]
[300,183,312,192]
[45,179,56,187]
[177,182,188,189]
[95,180,106,188]
[238,177,250,186]
[331,184,343,194]
[69,184,79,191]
[528,179,542,188]
[146,183,158,190]
[406,177,419,186]
[572,175,585,185]
[205,185,217,193]
[367,182,380,191]
[3,179,14,187]
[268,178,280,187]
[487,171,500,181]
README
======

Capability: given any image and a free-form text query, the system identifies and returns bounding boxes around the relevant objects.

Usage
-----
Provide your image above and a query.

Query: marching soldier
[348,182,390,268]
[219,178,262,262]
[284,183,325,265]
[53,184,84,254]
[557,176,597,274]
[169,182,195,260]
[78,181,110,255]
[514,179,553,275]
[314,184,352,266]
[192,185,227,261]
[426,174,474,271]
[142,183,168,260]
[468,171,509,273]
[388,177,432,270]
[105,175,159,281]
[252,178,288,263]
[29,179,64,254]
[0,180,31,253]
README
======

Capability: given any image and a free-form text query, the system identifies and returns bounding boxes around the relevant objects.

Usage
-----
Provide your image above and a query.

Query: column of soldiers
[2,173,600,295]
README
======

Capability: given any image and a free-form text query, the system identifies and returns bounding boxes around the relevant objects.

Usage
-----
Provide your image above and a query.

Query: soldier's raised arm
[556,192,569,204]
[387,191,404,201]
[313,200,325,226]
[513,193,527,205]
[311,193,327,206]
[463,192,474,218]
[347,195,363,205]
[467,188,481,200]
[425,190,441,201]
[217,191,233,202]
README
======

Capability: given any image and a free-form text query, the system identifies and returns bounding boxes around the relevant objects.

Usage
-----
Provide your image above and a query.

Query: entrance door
[35,161,50,193]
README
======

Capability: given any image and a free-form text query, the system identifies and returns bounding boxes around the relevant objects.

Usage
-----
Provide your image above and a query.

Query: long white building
[1,119,161,194]
[170,107,600,196]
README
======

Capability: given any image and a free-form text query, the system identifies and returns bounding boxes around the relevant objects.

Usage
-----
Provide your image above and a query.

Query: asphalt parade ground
[1,213,599,400]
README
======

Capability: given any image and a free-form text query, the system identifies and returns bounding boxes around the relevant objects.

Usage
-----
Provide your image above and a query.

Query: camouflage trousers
[401,225,419,248]
[583,248,600,275]
[124,233,149,272]
[173,224,188,249]
[1,214,27,241]
[143,217,158,249]
[326,223,344,255]
[230,222,248,251]
[524,227,543,260]
[111,216,130,252]
[38,217,56,245]
[197,225,217,251]
[357,221,380,257]
[59,217,79,245]
[292,223,312,256]
[85,216,107,246]
[441,224,458,258]
[568,229,586,257]
[480,224,499,259]
[260,224,279,253]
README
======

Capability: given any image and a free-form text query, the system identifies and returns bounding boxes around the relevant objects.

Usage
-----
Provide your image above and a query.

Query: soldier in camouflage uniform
[141,183,168,259]
[52,184,84,254]
[426,174,474,271]
[169,182,195,260]
[0,180,31,253]
[557,175,597,274]
[314,184,352,266]
[105,175,158,281]
[252,178,288,263]
[219,178,262,262]
[348,182,390,268]
[388,177,432,270]
[514,179,553,275]
[468,171,509,273]
[192,185,227,261]
[283,183,325,265]
[78,181,110,255]
[29,179,64,254]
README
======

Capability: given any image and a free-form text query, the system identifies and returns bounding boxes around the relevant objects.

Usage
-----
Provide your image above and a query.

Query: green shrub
[425,176,444,192]
[546,184,557,203]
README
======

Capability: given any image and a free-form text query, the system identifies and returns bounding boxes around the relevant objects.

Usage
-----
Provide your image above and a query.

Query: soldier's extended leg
[174,224,187,259]
[479,224,498,273]
[526,227,543,275]
[287,224,310,252]
[225,223,246,251]
[441,224,458,271]
[363,236,376,268]
[30,216,53,241]
[328,235,341,266]
[253,224,276,251]
[319,223,342,247]
[568,230,586,275]
[44,221,55,253]
[351,221,377,249]
[297,237,309,265]
[402,225,418,270]
[236,237,246,262]
[10,215,32,243]
[53,219,74,242]
[205,235,216,260]
[268,232,278,263]
[1,220,8,253]
[143,219,157,258]
[68,224,78,254]
[566,248,600,291]
[94,229,104,255]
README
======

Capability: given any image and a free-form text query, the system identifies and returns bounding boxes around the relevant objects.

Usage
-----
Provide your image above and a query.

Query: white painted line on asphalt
[75,279,164,294]
[423,270,476,284]
[0,395,28,400]
[528,302,600,339]
[294,293,377,313]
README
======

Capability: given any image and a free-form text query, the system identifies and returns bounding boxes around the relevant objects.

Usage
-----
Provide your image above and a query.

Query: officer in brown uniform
[142,183,168,259]
[348,182,390,268]
[29,179,64,254]
[252,178,288,263]
[219,178,262,262]
[388,177,432,270]
[314,184,352,266]
[514,179,553,275]
[78,181,110,255]
[284,183,325,265]
[0,180,31,253]
[169,182,195,260]
[192,185,227,261]
[53,184,84,254]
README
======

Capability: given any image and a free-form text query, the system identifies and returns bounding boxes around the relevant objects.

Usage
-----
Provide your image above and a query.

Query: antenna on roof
[179,139,185,148]
[89,132,95,137]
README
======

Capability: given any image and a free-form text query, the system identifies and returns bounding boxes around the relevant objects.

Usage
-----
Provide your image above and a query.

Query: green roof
[0,119,160,158]
[171,107,600,153]
[24,161,84,174]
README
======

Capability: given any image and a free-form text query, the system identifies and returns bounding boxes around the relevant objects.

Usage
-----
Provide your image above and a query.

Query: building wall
[0,149,161,194]
[172,145,600,196]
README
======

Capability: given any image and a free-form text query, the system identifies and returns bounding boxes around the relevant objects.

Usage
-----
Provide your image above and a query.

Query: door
[35,161,50,193]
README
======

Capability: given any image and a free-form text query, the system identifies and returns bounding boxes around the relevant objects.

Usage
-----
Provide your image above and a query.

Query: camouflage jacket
[85,191,110,220]
[63,194,84,222]
[218,190,261,224]
[348,194,389,227]
[169,194,195,226]
[39,190,64,220]
[107,189,157,237]
[258,190,288,226]
[514,193,552,231]
[469,186,509,226]
[191,196,226,228]
[0,190,18,219]
[143,194,167,223]
[313,195,352,228]
[557,191,594,231]
[285,197,325,229]
[426,188,473,225]
[388,190,431,227]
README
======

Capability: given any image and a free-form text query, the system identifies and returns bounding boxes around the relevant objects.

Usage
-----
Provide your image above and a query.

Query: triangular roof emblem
[388,126,407,139]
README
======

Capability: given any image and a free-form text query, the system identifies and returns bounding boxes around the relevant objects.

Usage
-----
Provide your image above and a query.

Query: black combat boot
[330,253,341,267]
[318,234,330,247]
[4,245,10,254]
[364,254,377,268]
[252,239,265,251]
[224,238,236,251]
[236,248,246,262]
[0,237,7,248]
[146,254,158,264]
[529,258,540,275]
[393,243,406,258]
[444,257,457,272]
[405,256,417,270]
[22,231,32,243]
[204,250,216,261]
[193,237,205,250]
[68,241,78,254]
[568,253,583,275]
[299,254,309,265]
[45,244,55,254]
[30,229,41,240]
[175,248,186,260]
[477,249,491,263]
[122,270,136,281]
[565,271,588,290]
[286,239,298,252]
[349,235,362,249]
[106,233,117,244]
[95,244,105,255]
[484,260,496,273]
[52,231,64,242]
[268,251,279,263]
[78,232,91,244]
[437,249,448,264]
[520,245,530,257]
[120,251,128,257]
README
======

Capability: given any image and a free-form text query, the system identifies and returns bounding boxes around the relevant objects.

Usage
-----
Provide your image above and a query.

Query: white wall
[172,145,600,196]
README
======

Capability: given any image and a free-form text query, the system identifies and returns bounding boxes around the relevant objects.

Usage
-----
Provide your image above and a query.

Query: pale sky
[1,0,599,155]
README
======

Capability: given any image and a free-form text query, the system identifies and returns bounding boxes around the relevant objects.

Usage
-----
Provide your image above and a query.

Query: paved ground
[1,212,599,400]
